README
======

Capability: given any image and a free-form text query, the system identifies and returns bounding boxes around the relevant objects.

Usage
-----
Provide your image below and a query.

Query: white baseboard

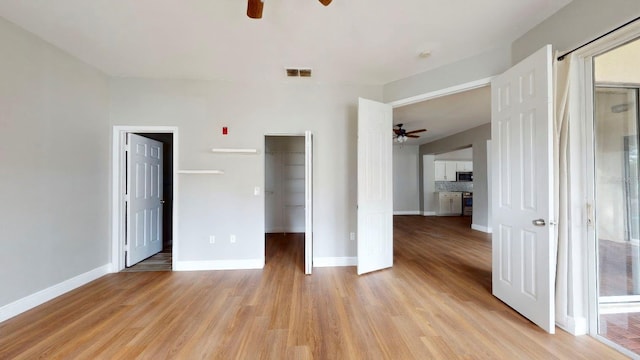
[423,211,436,216]
[313,257,357,267]
[471,224,493,233]
[174,259,264,271]
[0,264,111,323]
[556,316,588,336]
[393,211,421,215]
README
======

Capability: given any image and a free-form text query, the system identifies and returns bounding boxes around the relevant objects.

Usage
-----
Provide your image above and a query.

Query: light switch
[254,186,260,196]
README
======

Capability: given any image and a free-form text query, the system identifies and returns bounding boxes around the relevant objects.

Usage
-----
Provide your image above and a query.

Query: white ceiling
[393,86,492,145]
[0,0,571,84]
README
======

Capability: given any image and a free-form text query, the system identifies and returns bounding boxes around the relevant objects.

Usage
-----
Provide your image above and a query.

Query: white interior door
[305,131,313,275]
[357,98,393,275]
[491,45,555,333]
[127,134,164,266]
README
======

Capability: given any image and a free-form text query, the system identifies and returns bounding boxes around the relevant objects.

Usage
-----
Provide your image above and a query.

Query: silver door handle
[532,219,546,226]
[160,200,166,204]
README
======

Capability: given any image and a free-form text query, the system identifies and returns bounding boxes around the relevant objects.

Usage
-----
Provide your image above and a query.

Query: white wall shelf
[211,148,258,154]
[178,170,225,175]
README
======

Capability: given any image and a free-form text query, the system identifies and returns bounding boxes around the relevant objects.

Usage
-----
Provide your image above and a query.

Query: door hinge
[124,144,130,152]
[124,193,130,202]
[124,243,130,251]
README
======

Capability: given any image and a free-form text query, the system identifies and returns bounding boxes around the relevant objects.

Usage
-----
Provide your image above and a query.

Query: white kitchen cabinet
[436,192,462,216]
[456,161,473,172]
[434,162,445,181]
[434,161,457,181]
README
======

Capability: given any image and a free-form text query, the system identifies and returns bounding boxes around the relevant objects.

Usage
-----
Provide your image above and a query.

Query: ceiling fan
[248,0,332,19]
[393,124,426,143]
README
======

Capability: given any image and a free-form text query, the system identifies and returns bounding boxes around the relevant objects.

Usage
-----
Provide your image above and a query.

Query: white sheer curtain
[554,52,572,327]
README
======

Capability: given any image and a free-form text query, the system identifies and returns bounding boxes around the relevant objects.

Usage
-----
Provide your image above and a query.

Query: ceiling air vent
[285,68,312,77]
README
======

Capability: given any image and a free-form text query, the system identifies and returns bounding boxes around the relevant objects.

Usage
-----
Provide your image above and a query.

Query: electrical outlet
[350,232,356,241]
[209,235,215,244]
[230,234,236,243]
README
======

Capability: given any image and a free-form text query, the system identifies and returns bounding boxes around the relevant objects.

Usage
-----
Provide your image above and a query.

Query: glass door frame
[593,84,640,317]
[571,23,640,358]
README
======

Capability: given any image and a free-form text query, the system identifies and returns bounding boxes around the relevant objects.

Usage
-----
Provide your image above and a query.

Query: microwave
[456,172,473,182]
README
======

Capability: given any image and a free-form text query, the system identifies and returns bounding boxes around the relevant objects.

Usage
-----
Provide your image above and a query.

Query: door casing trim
[263,132,313,274]
[567,17,640,354]
[111,126,179,272]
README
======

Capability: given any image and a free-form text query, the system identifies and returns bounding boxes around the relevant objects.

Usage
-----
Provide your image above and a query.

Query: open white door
[491,45,555,333]
[305,131,313,275]
[127,134,164,266]
[357,98,393,275]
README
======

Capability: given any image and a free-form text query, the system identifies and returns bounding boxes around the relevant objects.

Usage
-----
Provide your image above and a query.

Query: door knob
[160,200,166,204]
[532,219,546,226]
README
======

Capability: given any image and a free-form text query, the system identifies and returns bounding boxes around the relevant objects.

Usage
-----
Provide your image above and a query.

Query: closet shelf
[211,148,258,154]
[178,170,225,175]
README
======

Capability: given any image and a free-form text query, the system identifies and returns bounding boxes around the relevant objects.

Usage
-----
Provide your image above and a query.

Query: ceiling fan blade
[405,129,427,135]
[247,0,264,19]
[407,135,420,138]
[319,0,332,6]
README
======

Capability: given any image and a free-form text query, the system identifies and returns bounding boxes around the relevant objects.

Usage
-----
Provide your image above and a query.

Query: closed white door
[127,134,164,266]
[491,45,555,333]
[357,98,393,275]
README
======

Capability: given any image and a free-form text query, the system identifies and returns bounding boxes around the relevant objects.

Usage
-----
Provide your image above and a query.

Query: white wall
[393,145,420,214]
[109,78,382,264]
[0,17,110,308]
[511,0,640,64]
[383,46,511,103]
[435,147,472,161]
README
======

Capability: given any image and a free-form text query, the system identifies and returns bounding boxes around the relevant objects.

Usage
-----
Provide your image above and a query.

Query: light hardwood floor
[0,216,628,359]
[121,249,172,272]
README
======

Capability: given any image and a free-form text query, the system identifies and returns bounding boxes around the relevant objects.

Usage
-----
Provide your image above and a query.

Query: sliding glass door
[594,83,640,352]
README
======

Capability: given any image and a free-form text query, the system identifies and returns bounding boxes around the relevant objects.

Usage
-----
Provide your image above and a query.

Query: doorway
[591,37,640,355]
[264,133,313,274]
[111,126,178,272]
